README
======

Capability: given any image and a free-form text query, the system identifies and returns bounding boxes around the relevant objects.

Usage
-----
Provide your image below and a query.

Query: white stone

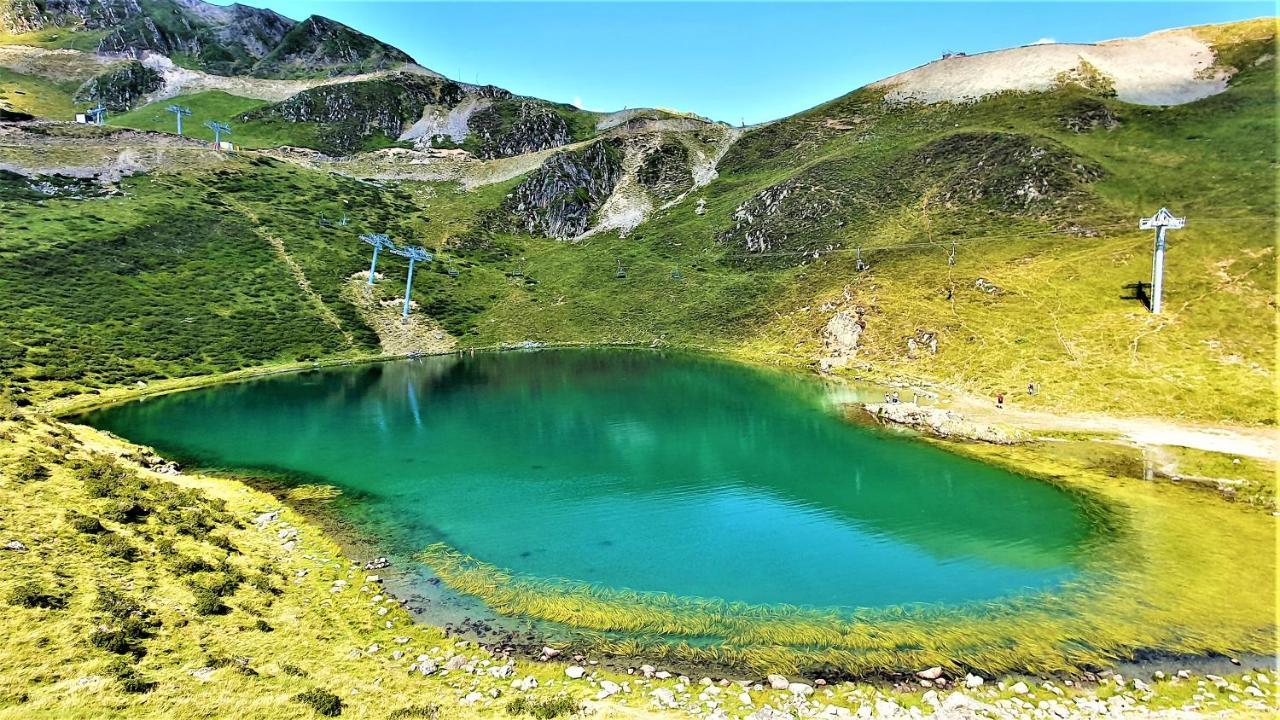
[965,673,984,688]
[596,680,621,699]
[1011,681,1030,695]
[768,674,790,690]
[917,667,943,680]
[565,665,586,679]
[789,682,814,696]
[651,687,678,708]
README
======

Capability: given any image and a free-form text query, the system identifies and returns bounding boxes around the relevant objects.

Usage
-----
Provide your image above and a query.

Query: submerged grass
[417,438,1275,676]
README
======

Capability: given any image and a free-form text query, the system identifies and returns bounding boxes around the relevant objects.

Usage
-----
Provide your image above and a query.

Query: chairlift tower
[1139,208,1185,314]
[204,120,231,148]
[166,104,191,136]
[360,233,395,285]
[85,103,107,126]
[389,244,434,323]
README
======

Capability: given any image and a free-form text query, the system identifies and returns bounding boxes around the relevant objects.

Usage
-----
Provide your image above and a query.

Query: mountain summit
[0,0,415,78]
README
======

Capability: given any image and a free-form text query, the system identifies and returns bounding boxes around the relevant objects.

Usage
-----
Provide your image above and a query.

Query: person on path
[996,392,1005,409]
[892,391,900,404]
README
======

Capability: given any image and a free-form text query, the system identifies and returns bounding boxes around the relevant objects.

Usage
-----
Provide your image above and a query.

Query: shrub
[7,581,67,610]
[172,555,216,575]
[95,589,145,620]
[293,688,343,717]
[10,454,49,482]
[66,510,105,534]
[76,455,139,498]
[505,695,582,719]
[279,662,308,677]
[254,618,273,632]
[389,705,440,719]
[99,533,139,561]
[190,586,227,616]
[100,499,150,524]
[106,658,156,694]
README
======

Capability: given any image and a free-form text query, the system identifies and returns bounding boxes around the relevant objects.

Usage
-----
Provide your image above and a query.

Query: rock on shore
[865,402,1028,445]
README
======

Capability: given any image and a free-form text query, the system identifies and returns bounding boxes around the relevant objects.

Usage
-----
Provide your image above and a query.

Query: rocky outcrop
[504,140,624,238]
[74,60,163,111]
[1059,97,1121,133]
[721,157,887,258]
[0,0,45,33]
[252,15,413,78]
[635,139,692,200]
[7,0,414,79]
[908,132,1103,213]
[865,403,1029,444]
[242,73,465,153]
[464,100,573,160]
[818,309,866,372]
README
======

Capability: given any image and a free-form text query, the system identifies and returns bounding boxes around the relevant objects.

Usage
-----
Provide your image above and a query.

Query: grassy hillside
[0,66,79,119]
[107,92,302,149]
[0,22,1274,429]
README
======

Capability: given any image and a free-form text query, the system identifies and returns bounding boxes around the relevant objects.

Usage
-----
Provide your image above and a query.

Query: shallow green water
[83,349,1100,609]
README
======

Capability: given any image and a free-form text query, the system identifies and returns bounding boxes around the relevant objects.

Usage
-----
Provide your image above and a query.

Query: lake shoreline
[49,347,1277,683]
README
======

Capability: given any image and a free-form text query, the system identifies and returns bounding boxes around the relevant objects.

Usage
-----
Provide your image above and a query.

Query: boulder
[768,674,790,690]
[565,665,586,679]
[917,666,944,680]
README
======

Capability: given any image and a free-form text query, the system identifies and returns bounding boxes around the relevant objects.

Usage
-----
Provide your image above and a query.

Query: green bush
[7,581,67,610]
[105,658,155,694]
[10,454,49,482]
[65,510,105,534]
[279,662,308,677]
[505,695,581,719]
[293,688,343,717]
[75,455,139,498]
[389,705,440,719]
[99,532,139,561]
[172,555,216,575]
[190,586,227,616]
[95,588,146,620]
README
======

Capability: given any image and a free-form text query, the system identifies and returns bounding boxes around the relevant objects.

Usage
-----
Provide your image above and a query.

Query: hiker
[891,391,900,404]
[1027,382,1037,396]
[996,392,1005,409]
[884,393,891,404]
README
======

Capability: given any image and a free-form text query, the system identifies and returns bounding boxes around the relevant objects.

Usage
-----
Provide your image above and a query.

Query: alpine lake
[77,349,1185,675]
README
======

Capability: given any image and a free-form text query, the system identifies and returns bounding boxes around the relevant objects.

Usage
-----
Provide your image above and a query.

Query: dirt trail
[222,196,356,348]
[950,395,1279,461]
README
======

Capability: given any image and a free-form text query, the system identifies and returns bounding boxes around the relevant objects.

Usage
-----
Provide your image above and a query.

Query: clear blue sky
[219,1,1270,123]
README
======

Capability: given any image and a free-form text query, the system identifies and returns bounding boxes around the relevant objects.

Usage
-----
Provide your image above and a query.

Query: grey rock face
[8,0,413,79]
[243,74,466,153]
[74,60,163,111]
[505,140,624,239]
[636,139,693,200]
[466,100,572,159]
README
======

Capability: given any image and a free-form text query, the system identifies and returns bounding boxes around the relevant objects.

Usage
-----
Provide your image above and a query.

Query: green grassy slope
[109,92,267,140]
[0,66,78,118]
[1,21,1274,426]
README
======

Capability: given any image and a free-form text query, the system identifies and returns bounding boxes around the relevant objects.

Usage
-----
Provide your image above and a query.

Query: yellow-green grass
[0,66,78,119]
[0,412,605,719]
[417,436,1275,676]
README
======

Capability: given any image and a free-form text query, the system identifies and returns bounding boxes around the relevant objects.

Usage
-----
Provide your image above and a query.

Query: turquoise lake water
[81,349,1098,609]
